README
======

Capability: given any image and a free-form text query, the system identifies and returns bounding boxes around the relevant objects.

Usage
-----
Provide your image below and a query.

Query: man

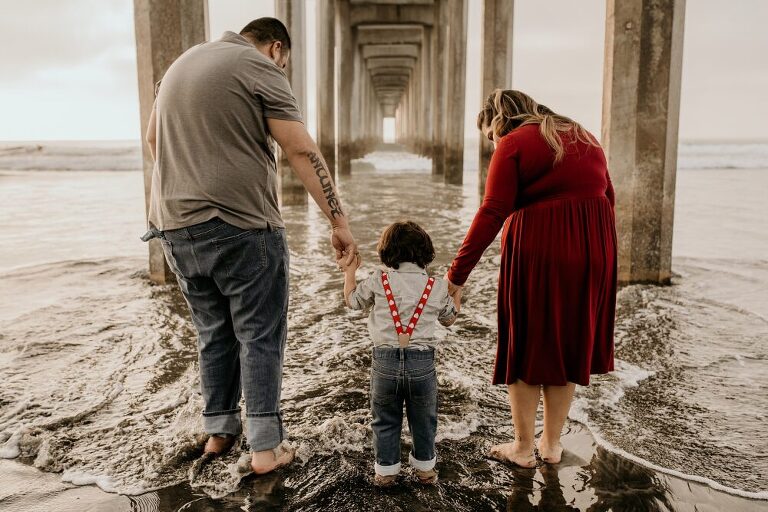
[142,18,357,474]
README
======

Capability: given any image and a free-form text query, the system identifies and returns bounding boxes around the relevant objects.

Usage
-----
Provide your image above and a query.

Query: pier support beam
[602,0,686,284]
[431,0,448,175]
[275,0,308,205]
[419,27,432,157]
[479,0,514,194]
[444,0,468,184]
[134,0,208,284]
[317,0,336,176]
[336,0,353,175]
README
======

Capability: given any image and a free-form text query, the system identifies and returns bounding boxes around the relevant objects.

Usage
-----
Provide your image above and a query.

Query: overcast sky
[0,0,766,142]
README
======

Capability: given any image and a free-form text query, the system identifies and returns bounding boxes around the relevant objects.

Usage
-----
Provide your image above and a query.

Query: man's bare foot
[203,434,236,457]
[487,442,536,468]
[536,439,563,464]
[251,445,294,475]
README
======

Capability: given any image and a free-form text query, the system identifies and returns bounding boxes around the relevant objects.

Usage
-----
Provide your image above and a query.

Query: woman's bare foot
[203,434,236,457]
[251,445,295,475]
[487,442,536,468]
[536,439,563,464]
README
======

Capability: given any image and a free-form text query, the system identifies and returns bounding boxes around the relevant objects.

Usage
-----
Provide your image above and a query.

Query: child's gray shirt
[347,262,458,349]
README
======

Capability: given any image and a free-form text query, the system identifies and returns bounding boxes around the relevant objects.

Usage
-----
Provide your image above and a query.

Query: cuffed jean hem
[246,413,284,452]
[409,452,436,471]
[374,462,402,476]
[202,410,243,437]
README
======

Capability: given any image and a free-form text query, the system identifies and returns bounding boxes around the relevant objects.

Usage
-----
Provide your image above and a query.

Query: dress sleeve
[606,170,615,208]
[347,270,379,310]
[447,136,519,286]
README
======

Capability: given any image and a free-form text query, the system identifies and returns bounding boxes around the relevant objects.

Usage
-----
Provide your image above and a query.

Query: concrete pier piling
[134,0,208,284]
[275,0,308,205]
[602,0,686,284]
[134,0,686,286]
[479,0,514,195]
[316,0,336,177]
[443,0,468,185]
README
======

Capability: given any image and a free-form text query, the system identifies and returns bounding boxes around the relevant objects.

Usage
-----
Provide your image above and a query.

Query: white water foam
[61,469,119,494]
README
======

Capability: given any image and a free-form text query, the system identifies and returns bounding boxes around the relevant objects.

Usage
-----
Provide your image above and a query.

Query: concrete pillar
[316,0,336,176]
[336,0,353,175]
[420,28,432,157]
[413,55,422,153]
[134,0,208,284]
[350,37,362,159]
[431,0,448,175]
[444,0,468,184]
[602,0,685,284]
[479,0,514,194]
[275,0,308,205]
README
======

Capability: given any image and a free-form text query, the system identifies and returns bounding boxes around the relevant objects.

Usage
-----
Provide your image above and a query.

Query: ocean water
[0,141,766,510]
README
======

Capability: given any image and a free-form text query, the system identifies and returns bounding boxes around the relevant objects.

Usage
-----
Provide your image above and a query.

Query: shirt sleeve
[249,57,303,123]
[347,271,380,311]
[447,134,520,286]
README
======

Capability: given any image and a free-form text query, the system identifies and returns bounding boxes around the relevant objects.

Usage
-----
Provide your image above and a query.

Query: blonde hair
[477,89,597,162]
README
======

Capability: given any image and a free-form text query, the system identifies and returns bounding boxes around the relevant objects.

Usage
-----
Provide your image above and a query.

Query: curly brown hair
[377,221,435,270]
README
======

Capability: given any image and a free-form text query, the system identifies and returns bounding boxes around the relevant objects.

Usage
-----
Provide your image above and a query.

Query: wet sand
[2,423,766,511]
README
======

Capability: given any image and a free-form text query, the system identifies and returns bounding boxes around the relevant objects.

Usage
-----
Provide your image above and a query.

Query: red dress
[448,124,617,386]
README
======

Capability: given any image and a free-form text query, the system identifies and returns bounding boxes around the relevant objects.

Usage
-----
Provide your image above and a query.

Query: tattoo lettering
[308,152,344,219]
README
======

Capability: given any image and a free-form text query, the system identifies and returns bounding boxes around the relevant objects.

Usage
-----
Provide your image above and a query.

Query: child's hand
[337,251,361,272]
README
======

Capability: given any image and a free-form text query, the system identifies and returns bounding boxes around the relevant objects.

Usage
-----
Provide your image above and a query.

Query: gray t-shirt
[148,31,303,231]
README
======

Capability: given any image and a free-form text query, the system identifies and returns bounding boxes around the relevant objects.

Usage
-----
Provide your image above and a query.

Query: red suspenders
[381,271,435,348]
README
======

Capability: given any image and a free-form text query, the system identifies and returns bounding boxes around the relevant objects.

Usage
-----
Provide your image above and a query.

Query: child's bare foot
[487,442,536,468]
[536,439,563,464]
[251,444,294,475]
[203,434,236,457]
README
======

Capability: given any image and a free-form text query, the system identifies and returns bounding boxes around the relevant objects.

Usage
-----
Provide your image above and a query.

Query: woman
[447,90,617,467]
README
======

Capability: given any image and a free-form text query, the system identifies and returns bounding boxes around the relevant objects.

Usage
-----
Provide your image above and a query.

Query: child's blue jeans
[370,346,438,476]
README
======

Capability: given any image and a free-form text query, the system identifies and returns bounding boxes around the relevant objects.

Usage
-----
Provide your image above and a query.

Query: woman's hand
[444,273,464,310]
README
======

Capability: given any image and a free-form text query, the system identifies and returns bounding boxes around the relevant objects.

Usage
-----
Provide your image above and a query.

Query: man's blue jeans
[143,218,289,452]
[370,347,438,476]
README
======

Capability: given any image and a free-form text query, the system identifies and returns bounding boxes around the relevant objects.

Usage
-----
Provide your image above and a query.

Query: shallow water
[0,148,767,510]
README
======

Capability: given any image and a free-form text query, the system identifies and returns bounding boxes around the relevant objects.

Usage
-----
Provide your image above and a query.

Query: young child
[338,221,460,486]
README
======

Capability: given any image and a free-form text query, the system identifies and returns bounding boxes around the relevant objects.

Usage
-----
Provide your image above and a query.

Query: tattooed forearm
[307,151,344,219]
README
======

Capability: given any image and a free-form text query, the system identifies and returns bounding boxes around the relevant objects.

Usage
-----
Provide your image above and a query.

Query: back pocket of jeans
[215,229,267,279]
[371,369,398,405]
[408,369,437,407]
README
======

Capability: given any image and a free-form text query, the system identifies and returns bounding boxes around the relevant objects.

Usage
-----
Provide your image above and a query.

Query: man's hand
[332,226,358,266]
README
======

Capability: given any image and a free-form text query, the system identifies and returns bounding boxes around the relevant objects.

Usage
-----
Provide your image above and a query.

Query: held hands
[444,272,464,309]
[331,226,358,266]
[337,251,362,273]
